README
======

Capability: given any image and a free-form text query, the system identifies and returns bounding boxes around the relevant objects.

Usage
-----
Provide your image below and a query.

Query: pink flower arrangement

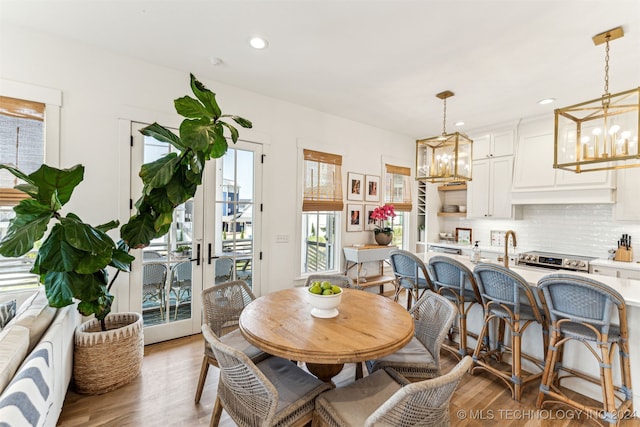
[370,204,396,234]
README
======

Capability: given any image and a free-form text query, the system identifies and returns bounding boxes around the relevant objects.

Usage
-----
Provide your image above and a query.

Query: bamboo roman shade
[302,149,344,212]
[384,164,412,211]
[0,96,45,206]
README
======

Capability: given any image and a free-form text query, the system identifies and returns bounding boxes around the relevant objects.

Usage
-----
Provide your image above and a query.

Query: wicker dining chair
[169,261,192,320]
[304,273,361,290]
[471,263,548,401]
[389,249,432,310]
[536,274,633,424]
[194,280,268,403]
[142,263,167,319]
[427,255,482,360]
[366,290,457,380]
[214,257,234,284]
[314,356,473,427]
[202,324,332,427]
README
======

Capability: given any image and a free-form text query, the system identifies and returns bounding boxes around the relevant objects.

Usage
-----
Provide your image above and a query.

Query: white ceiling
[1,0,639,138]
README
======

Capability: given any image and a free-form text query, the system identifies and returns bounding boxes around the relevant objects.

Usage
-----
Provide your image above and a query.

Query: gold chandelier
[415,91,473,183]
[554,26,640,173]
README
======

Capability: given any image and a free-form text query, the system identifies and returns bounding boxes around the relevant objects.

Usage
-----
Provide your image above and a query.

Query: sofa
[0,287,80,427]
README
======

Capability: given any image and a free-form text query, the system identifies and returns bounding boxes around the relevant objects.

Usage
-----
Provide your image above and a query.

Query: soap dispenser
[472,241,481,263]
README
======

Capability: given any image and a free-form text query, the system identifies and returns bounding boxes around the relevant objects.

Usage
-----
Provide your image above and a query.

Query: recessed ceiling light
[538,98,555,105]
[249,36,268,49]
[455,121,465,126]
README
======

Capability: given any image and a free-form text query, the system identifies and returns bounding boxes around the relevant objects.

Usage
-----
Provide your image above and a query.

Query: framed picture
[365,175,380,202]
[455,227,472,245]
[347,172,364,201]
[364,204,378,231]
[347,204,363,231]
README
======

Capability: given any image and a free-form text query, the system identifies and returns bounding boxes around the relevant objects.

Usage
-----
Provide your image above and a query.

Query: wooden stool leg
[536,328,560,408]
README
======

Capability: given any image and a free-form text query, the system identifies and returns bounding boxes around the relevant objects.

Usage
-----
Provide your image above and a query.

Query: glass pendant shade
[416,132,472,183]
[554,87,640,173]
[554,26,640,173]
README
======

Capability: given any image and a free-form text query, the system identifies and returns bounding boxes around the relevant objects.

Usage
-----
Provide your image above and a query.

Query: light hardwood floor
[57,293,640,427]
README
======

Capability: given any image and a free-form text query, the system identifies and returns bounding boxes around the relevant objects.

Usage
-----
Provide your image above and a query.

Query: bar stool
[536,274,633,425]
[389,249,433,310]
[471,263,548,401]
[427,255,482,360]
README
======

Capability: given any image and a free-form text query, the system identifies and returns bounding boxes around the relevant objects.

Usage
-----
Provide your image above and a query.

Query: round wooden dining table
[239,287,414,382]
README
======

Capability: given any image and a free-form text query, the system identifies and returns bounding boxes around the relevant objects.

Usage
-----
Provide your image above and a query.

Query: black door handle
[190,243,201,266]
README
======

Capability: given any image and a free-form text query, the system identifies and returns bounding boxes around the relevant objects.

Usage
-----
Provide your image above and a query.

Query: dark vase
[374,231,393,246]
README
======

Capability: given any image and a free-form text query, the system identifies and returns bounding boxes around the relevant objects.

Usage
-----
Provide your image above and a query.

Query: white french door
[129,122,262,344]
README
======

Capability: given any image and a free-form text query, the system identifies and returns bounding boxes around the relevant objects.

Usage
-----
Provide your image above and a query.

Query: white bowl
[459,205,467,213]
[307,289,342,318]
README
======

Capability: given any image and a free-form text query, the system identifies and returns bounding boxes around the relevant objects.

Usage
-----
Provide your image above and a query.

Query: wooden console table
[343,245,397,293]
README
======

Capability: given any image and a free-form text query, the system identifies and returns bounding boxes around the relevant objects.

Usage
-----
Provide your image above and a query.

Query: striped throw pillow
[0,341,53,427]
[0,300,16,330]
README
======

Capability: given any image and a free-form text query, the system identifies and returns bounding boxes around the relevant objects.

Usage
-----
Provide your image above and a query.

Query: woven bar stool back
[427,256,482,360]
[471,263,548,401]
[389,250,433,310]
[536,274,633,425]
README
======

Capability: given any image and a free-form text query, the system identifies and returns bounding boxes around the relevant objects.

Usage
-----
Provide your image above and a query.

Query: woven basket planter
[73,312,144,395]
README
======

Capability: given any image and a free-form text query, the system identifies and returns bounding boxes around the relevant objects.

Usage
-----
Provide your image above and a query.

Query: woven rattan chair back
[473,263,544,323]
[411,291,458,371]
[538,274,625,332]
[305,273,360,289]
[202,280,256,336]
[427,256,481,359]
[142,263,167,317]
[201,324,279,426]
[535,274,632,423]
[170,261,192,319]
[389,249,432,309]
[367,356,473,427]
[214,257,234,284]
[471,263,547,401]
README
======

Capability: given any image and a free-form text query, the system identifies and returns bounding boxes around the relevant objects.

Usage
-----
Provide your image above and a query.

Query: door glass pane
[215,148,254,288]
[140,135,193,326]
[301,212,337,273]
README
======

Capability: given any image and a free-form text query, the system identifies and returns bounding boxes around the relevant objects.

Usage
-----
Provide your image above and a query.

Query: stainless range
[517,251,596,273]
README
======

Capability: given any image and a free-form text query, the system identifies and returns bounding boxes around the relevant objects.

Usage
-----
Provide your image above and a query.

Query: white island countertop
[590,258,640,271]
[417,252,640,308]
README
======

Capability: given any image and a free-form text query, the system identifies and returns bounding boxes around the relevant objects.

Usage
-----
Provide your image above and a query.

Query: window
[301,149,343,274]
[0,96,46,290]
[384,164,413,249]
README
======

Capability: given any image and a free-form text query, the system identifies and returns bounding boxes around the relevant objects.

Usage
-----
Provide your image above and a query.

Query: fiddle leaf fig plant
[0,74,252,329]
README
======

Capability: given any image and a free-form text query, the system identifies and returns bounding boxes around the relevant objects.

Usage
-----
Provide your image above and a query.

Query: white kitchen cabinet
[615,168,640,221]
[590,262,640,280]
[467,156,516,219]
[511,116,615,204]
[472,129,514,160]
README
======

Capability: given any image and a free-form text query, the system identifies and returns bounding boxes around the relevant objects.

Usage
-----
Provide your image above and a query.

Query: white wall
[0,24,415,302]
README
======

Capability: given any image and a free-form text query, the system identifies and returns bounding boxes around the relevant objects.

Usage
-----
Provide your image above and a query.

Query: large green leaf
[140,123,185,151]
[175,95,212,120]
[153,211,174,235]
[139,153,179,189]
[0,164,36,187]
[180,118,212,151]
[208,126,229,158]
[190,73,221,118]
[34,226,84,273]
[221,114,253,129]
[59,216,115,254]
[144,187,175,213]
[110,246,134,272]
[0,199,52,257]
[29,164,84,207]
[220,122,239,143]
[120,213,158,248]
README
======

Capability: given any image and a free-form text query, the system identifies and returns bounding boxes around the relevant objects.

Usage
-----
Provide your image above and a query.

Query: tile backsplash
[444,204,640,260]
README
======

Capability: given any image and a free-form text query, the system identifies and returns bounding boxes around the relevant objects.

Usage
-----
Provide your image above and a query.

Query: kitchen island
[416,251,640,407]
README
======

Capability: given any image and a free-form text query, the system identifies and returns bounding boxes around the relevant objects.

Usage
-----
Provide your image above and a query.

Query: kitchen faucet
[504,230,517,268]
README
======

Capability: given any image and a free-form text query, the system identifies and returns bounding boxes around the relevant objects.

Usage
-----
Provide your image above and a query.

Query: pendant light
[416,91,473,183]
[554,26,640,173]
